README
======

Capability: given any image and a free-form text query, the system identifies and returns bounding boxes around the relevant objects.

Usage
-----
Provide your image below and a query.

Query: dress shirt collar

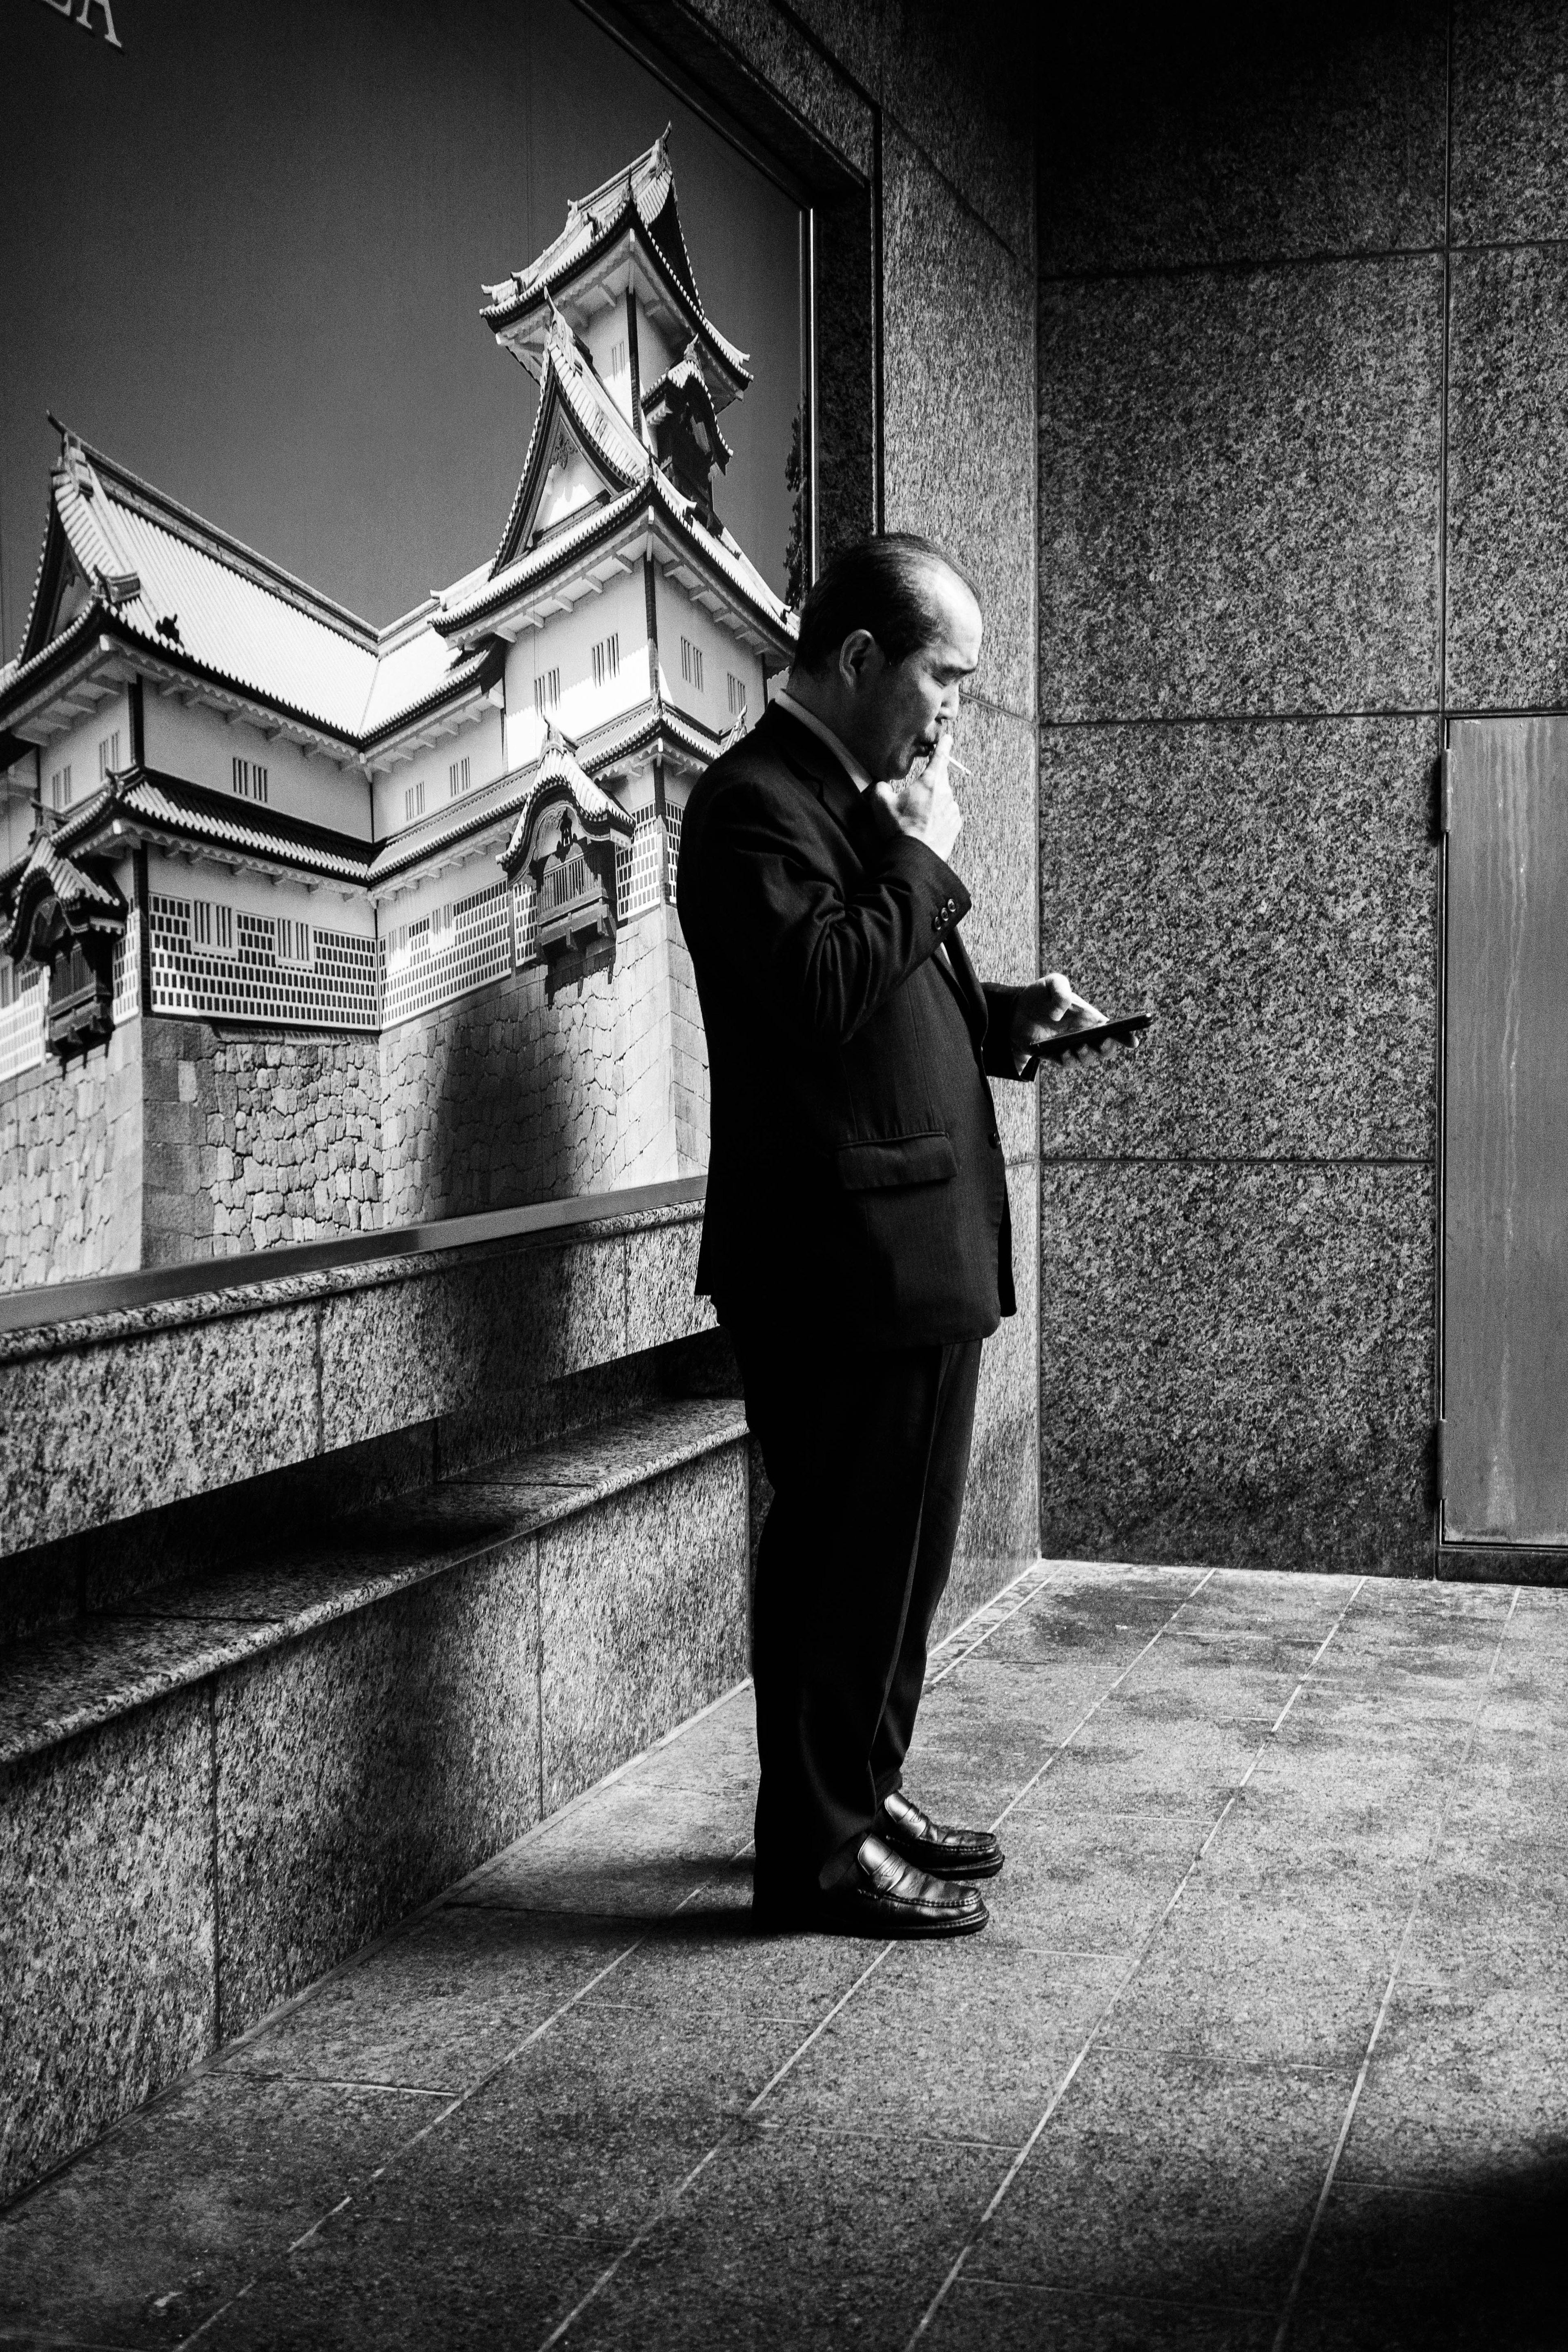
[773,685,875,795]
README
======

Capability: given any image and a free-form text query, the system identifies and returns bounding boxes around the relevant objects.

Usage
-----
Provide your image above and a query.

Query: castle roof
[2,830,127,961]
[1,434,493,756]
[436,330,792,655]
[480,134,750,409]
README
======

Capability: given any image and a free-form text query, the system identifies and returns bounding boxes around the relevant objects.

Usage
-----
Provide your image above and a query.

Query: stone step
[0,1394,752,2206]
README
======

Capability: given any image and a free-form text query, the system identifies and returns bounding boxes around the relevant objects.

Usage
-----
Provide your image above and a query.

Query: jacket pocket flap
[834,1131,958,1190]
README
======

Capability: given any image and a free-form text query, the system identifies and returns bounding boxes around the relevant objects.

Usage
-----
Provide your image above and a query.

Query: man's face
[830,568,984,780]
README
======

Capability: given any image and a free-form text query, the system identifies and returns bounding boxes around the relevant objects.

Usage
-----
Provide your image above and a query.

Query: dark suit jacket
[676,703,1035,1347]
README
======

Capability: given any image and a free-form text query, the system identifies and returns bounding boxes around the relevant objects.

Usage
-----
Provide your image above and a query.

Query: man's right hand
[874,736,963,863]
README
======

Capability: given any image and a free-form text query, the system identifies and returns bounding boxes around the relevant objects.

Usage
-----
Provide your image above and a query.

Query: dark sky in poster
[0,0,802,661]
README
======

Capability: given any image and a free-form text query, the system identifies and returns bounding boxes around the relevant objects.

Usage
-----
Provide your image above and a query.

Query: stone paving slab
[1,1561,1564,2350]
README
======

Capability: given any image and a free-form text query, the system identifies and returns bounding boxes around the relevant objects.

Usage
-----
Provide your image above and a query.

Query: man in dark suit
[677,533,1121,1939]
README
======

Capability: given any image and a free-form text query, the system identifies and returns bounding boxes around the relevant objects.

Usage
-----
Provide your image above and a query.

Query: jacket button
[988,1131,1000,1148]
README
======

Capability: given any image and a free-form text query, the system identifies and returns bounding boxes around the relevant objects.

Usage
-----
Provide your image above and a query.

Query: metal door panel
[1445,717,1568,1543]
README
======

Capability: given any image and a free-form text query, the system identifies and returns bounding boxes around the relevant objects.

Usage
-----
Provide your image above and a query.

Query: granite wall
[0,1023,143,1291]
[1033,0,1567,1576]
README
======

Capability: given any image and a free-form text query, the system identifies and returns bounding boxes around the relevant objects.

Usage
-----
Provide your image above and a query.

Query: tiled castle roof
[479,135,750,400]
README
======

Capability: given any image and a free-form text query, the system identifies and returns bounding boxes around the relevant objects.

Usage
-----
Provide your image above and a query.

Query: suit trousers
[723,1310,983,1898]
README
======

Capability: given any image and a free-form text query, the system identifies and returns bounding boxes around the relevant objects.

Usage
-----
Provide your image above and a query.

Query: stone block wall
[0,1024,143,1290]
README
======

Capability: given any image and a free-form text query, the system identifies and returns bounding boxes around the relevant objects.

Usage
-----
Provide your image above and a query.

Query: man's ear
[837,630,881,691]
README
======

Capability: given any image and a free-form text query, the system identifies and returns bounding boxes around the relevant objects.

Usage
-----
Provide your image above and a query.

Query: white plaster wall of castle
[0,754,37,870]
[32,687,133,822]
[371,704,505,841]
[142,693,373,837]
[501,566,649,772]
[579,298,673,419]
[654,573,764,735]
[144,848,375,945]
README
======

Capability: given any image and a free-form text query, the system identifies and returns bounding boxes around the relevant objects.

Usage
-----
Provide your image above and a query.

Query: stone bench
[0,1179,770,2204]
[0,1389,753,2207]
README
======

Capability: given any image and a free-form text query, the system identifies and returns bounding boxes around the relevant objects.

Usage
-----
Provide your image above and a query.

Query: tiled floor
[3,1562,1564,2350]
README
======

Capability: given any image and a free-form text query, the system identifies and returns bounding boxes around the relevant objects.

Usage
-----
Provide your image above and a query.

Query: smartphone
[1036,1011,1152,1062]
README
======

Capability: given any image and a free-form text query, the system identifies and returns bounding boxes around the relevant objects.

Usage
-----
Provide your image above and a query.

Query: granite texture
[40,1304,321,1543]
[1040,259,1443,722]
[586,2122,1003,2347]
[880,0,1035,260]
[623,1213,714,1357]
[973,2053,1354,2310]
[3,1211,709,1563]
[883,126,1037,723]
[538,1448,749,1811]
[1451,0,1568,243]
[950,693,1040,1168]
[224,1905,627,2095]
[925,2283,1276,2352]
[1037,717,1440,1159]
[1446,245,1568,710]
[949,698,1040,1150]
[457,1398,747,1499]
[1038,1161,1434,1575]
[1038,2,1446,275]
[942,1175,1038,1630]
[0,2070,437,2351]
[679,0,874,178]
[214,1538,541,2039]
[0,1690,214,2205]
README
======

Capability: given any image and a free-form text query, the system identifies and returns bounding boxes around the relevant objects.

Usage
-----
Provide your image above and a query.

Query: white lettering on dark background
[37,0,123,51]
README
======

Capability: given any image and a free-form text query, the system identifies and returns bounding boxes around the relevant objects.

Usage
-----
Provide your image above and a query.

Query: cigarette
[948,755,971,776]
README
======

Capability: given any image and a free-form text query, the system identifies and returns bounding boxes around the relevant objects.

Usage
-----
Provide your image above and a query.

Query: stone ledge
[0,1189,717,1561]
[0,1398,746,1771]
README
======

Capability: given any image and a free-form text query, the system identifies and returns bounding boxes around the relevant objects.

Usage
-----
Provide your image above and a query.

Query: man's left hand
[1011,972,1134,1064]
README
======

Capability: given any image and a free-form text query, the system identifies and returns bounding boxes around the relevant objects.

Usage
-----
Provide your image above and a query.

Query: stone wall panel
[537,1449,748,1812]
[213,1541,540,2038]
[0,1690,214,2204]
[1038,717,1440,1161]
[883,129,1037,723]
[1038,1161,1433,1578]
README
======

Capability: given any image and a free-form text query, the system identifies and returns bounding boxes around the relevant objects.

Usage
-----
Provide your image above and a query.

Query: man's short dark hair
[793,533,979,672]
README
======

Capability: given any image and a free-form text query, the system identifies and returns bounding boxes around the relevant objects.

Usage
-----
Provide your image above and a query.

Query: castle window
[51,763,72,811]
[193,901,212,947]
[449,756,470,799]
[98,731,121,780]
[727,672,747,718]
[591,634,620,689]
[609,338,628,377]
[680,638,704,693]
[534,669,561,715]
[405,780,425,823]
[277,918,312,968]
[429,902,455,948]
[232,758,268,803]
[215,904,232,953]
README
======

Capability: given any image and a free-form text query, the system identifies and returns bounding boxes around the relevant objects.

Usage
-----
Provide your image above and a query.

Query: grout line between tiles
[167,1845,753,2352]
[905,1576,1370,2347]
[1267,1586,1523,2352]
[530,1566,1219,2351]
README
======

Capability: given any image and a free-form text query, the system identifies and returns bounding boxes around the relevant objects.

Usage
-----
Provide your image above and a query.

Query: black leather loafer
[753,1833,988,1939]
[880,1788,1004,1880]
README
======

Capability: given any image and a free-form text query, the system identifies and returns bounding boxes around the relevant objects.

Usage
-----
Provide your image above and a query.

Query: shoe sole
[753,1902,989,1940]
